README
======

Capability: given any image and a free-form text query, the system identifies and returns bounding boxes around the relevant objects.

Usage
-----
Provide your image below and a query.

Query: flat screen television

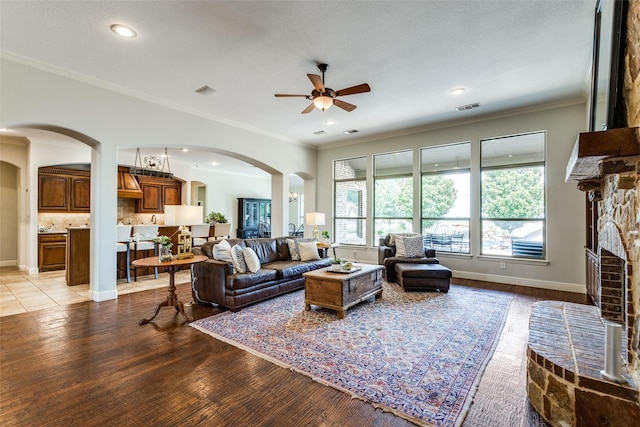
[590,0,628,132]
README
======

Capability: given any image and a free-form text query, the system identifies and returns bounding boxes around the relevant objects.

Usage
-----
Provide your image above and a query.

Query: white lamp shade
[164,205,203,226]
[305,212,325,226]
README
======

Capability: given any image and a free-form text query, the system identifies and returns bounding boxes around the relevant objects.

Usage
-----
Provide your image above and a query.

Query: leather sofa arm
[192,258,232,306]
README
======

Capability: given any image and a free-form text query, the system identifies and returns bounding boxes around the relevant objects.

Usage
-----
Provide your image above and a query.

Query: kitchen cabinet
[66,227,90,286]
[237,198,270,238]
[38,233,67,271]
[69,176,90,211]
[135,176,182,213]
[38,167,90,213]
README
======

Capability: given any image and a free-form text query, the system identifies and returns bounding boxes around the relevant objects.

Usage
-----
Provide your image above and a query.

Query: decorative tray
[326,266,362,274]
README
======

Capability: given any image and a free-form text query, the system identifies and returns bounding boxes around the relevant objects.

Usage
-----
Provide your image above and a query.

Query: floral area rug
[191,282,511,427]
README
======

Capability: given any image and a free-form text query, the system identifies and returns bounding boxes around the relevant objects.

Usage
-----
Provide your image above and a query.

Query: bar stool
[190,224,211,246]
[116,225,132,283]
[131,225,159,281]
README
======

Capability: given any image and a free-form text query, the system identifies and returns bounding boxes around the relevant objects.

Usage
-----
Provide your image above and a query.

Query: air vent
[195,85,216,95]
[456,102,482,112]
[343,129,359,134]
[313,130,326,135]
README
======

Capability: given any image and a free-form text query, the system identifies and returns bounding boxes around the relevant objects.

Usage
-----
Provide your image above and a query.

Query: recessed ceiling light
[180,148,189,152]
[211,161,219,166]
[110,24,137,38]
[324,120,335,125]
[449,87,466,95]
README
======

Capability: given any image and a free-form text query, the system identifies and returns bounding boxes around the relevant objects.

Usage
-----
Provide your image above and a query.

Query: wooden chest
[303,264,383,319]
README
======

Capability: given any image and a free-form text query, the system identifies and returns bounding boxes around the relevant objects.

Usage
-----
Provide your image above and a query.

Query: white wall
[0,58,318,300]
[188,167,272,236]
[318,103,588,293]
[0,138,29,270]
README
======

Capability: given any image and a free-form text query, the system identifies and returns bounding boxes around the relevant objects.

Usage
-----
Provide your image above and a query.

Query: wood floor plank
[0,278,586,426]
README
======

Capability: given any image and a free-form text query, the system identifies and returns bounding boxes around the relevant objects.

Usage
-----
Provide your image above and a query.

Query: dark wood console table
[132,255,207,325]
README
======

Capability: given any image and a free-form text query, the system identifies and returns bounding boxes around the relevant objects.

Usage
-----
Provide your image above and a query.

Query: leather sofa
[192,237,331,309]
[378,234,440,282]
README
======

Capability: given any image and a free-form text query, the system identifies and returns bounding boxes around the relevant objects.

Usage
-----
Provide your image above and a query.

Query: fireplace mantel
[566,127,640,182]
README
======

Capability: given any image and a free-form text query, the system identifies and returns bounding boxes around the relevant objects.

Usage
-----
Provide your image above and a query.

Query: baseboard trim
[452,270,586,294]
[0,260,17,267]
[88,289,118,302]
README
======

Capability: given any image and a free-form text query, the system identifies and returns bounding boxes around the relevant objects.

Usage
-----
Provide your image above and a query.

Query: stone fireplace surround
[527,137,640,425]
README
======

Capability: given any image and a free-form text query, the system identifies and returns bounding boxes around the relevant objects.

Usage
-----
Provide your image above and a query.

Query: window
[481,132,545,259]
[421,143,470,253]
[373,151,413,244]
[334,157,367,245]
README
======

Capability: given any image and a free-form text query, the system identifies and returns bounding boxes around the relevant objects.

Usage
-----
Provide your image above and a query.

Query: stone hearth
[527,301,639,426]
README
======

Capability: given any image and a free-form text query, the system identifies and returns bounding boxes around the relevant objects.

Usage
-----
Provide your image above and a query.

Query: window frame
[420,142,471,254]
[480,132,546,260]
[333,157,367,246]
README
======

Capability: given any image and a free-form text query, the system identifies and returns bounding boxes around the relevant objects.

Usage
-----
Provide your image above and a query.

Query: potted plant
[153,235,173,262]
[330,257,343,271]
[205,212,227,224]
[321,230,330,242]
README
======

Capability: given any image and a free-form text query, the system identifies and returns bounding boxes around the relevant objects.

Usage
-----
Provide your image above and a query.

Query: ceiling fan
[275,63,371,114]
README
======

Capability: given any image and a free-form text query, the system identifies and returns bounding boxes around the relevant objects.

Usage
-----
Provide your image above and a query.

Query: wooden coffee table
[302,264,383,319]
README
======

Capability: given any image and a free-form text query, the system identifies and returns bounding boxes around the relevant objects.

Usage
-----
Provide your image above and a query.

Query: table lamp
[305,212,325,241]
[164,205,203,259]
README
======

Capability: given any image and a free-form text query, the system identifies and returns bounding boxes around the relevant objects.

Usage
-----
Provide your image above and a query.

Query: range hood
[117,166,143,199]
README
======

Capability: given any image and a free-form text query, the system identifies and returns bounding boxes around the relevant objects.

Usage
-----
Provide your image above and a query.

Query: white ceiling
[1,1,595,168]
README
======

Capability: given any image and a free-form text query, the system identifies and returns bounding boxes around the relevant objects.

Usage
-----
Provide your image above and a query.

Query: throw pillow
[287,238,300,261]
[242,247,261,273]
[288,237,316,261]
[212,239,232,262]
[297,240,321,261]
[395,235,425,258]
[389,232,421,246]
[230,244,247,273]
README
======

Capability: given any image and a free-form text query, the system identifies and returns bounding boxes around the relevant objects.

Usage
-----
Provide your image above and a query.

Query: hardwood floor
[0,277,587,426]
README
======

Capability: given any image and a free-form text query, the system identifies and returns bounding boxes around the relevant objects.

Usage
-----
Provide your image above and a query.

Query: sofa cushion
[231,244,247,273]
[297,240,320,261]
[226,269,279,290]
[396,235,424,257]
[244,238,286,264]
[243,247,261,273]
[263,258,331,279]
[213,239,233,262]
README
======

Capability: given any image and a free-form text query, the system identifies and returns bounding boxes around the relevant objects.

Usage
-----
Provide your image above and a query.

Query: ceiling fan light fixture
[313,95,333,111]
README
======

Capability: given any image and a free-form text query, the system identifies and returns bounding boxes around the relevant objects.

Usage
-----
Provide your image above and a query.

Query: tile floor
[0,266,191,317]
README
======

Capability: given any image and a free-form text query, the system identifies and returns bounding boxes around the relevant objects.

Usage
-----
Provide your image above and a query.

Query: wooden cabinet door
[137,182,163,213]
[38,234,67,271]
[38,175,69,211]
[70,177,91,212]
[163,184,181,206]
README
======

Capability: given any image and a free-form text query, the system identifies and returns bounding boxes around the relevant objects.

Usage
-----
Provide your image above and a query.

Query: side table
[132,254,207,325]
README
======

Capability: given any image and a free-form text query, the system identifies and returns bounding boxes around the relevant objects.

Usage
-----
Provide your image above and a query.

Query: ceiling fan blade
[307,74,325,93]
[275,94,309,97]
[335,83,371,97]
[301,103,315,114]
[334,99,357,112]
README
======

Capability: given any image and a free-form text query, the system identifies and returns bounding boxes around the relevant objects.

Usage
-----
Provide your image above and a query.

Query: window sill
[477,255,549,266]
